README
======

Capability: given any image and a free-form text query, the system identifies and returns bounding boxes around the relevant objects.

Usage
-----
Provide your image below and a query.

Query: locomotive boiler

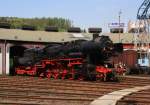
[15,35,124,81]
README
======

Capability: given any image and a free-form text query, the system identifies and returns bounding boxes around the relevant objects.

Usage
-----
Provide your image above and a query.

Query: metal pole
[2,40,6,75]
[119,10,122,43]
[146,19,150,67]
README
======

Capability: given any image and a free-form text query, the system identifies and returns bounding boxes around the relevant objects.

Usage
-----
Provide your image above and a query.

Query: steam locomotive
[15,35,124,81]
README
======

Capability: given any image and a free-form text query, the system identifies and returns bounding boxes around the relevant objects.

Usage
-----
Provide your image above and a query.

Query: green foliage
[0,17,73,31]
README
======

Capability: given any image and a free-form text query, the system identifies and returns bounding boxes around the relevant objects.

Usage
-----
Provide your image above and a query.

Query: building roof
[103,33,134,43]
[0,28,92,43]
[0,28,136,43]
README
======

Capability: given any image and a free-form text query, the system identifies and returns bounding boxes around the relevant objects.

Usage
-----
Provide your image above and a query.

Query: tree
[0,17,73,31]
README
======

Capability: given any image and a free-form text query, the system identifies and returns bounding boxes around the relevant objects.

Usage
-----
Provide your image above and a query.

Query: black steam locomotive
[15,35,123,81]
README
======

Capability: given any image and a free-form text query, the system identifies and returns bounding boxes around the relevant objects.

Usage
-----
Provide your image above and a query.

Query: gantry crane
[134,0,150,67]
[137,0,150,20]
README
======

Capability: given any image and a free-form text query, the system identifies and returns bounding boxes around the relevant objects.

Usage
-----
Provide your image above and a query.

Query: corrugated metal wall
[112,50,138,68]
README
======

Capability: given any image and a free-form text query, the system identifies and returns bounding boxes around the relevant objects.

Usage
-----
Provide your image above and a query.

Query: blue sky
[0,0,143,32]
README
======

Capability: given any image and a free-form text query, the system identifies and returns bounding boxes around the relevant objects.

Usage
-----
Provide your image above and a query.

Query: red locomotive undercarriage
[16,57,126,81]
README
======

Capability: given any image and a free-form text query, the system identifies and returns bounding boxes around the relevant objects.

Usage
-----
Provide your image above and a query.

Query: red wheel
[61,69,68,80]
[46,72,52,79]
[69,69,75,80]
[52,69,59,79]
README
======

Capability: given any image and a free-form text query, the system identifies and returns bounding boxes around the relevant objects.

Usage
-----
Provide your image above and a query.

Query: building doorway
[9,46,26,75]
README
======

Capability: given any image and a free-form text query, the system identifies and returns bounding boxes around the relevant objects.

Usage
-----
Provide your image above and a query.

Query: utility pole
[119,10,122,43]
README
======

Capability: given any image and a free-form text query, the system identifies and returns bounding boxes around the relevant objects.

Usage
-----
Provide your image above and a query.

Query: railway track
[117,88,150,105]
[0,76,149,105]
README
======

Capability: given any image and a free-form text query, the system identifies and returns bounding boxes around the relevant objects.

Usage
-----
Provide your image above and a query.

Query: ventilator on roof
[45,26,59,32]
[68,27,81,33]
[22,25,37,31]
[110,28,123,33]
[88,28,102,33]
[0,22,11,29]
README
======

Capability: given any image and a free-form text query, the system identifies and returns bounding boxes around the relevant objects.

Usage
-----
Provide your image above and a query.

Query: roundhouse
[0,28,145,75]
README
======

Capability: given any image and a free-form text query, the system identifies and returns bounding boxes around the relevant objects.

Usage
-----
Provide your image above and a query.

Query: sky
[0,0,143,32]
